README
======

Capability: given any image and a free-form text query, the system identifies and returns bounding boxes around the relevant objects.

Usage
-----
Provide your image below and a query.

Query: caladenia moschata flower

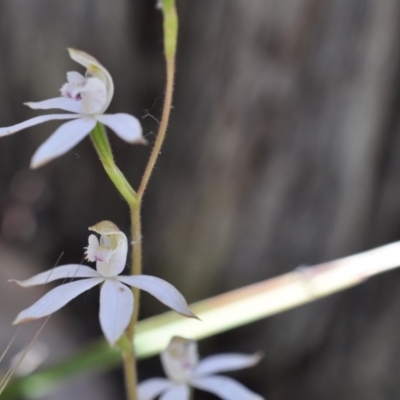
[138,336,264,400]
[0,49,146,168]
[10,221,196,346]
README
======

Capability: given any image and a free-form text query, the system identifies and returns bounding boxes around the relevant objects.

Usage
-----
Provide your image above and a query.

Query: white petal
[161,337,199,383]
[25,98,82,113]
[99,280,134,346]
[191,376,264,400]
[117,275,196,318]
[13,278,103,324]
[193,353,262,378]
[138,378,172,400]
[80,77,107,115]
[30,117,96,168]
[68,48,114,112]
[0,114,79,138]
[159,385,189,400]
[85,234,100,262]
[66,71,86,84]
[96,114,146,144]
[9,264,100,287]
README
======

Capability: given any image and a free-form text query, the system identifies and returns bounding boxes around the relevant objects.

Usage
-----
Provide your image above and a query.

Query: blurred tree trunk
[1,1,400,399]
[143,1,400,399]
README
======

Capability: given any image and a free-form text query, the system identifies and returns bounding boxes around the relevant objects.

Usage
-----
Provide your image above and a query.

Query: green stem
[127,0,177,344]
[90,123,138,207]
[118,335,137,400]
[127,203,142,342]
[126,0,178,391]
[137,0,177,200]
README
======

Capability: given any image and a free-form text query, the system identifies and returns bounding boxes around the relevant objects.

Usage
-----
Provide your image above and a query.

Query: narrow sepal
[9,264,100,287]
[192,376,264,400]
[25,97,82,114]
[137,378,172,400]
[13,278,103,324]
[0,114,79,138]
[99,280,134,346]
[96,114,146,144]
[30,117,96,168]
[159,385,189,400]
[117,275,197,318]
[193,353,262,378]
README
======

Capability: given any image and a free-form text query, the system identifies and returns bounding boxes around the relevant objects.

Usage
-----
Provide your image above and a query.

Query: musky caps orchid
[10,221,196,346]
[138,336,264,400]
[0,49,146,169]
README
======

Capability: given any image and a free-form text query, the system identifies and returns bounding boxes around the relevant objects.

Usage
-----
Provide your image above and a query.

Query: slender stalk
[137,56,175,200]
[119,335,137,400]
[124,3,178,394]
[127,0,178,356]
[127,204,142,341]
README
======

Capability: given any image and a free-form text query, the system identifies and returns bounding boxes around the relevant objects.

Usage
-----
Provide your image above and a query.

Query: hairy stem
[126,0,178,391]
[119,335,137,400]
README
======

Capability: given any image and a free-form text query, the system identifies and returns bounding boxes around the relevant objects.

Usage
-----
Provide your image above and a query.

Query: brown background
[1,1,400,399]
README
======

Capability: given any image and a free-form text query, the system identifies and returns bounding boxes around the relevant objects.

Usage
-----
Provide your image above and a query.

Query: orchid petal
[30,117,96,168]
[25,98,82,114]
[159,385,189,400]
[66,71,86,84]
[191,376,264,400]
[9,265,100,287]
[138,378,172,400]
[99,279,134,346]
[13,278,103,324]
[96,114,145,144]
[0,114,79,138]
[117,275,196,318]
[193,353,262,378]
[88,221,128,276]
[161,337,198,383]
[80,77,107,115]
[68,48,114,112]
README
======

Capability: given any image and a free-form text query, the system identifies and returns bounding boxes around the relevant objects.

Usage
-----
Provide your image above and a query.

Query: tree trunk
[1,1,400,399]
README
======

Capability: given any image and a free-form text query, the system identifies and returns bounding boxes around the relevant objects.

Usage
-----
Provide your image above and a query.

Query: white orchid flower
[0,49,145,168]
[10,221,196,346]
[138,336,264,400]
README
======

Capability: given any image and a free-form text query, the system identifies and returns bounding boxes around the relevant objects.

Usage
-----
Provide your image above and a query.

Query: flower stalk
[126,1,179,396]
[90,123,138,207]
[118,335,138,400]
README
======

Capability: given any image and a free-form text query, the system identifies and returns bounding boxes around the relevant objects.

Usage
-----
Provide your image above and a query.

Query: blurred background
[1,0,400,399]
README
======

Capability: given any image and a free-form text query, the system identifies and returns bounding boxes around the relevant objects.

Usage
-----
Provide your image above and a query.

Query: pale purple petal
[25,98,82,113]
[96,114,146,144]
[193,353,262,378]
[99,280,134,346]
[13,278,103,324]
[9,264,100,287]
[117,275,196,318]
[159,385,189,400]
[138,378,172,400]
[30,117,96,168]
[0,114,79,138]
[192,376,264,400]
